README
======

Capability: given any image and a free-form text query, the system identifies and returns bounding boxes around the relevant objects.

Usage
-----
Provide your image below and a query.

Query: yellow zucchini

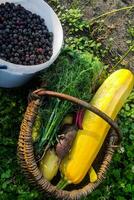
[89,167,97,183]
[59,69,134,186]
[39,149,59,181]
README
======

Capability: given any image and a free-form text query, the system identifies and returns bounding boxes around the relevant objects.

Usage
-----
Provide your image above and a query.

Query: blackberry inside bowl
[0,2,53,66]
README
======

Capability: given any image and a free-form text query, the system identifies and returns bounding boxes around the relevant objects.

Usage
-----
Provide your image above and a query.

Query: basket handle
[31,88,121,144]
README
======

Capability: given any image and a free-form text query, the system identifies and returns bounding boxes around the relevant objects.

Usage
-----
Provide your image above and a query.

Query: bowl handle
[0,65,8,70]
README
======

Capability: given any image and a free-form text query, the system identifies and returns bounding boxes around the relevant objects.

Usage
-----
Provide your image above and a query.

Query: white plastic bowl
[0,0,63,88]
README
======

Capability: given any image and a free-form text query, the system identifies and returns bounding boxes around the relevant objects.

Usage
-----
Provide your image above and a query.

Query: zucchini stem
[57,179,69,190]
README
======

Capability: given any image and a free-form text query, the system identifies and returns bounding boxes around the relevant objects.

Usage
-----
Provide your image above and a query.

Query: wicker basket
[17,89,121,200]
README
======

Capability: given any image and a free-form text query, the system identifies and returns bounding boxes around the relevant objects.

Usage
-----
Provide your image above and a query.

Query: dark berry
[13,35,18,40]
[29,60,35,65]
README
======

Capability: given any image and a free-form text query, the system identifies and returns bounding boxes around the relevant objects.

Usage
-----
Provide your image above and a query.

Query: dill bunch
[38,48,104,152]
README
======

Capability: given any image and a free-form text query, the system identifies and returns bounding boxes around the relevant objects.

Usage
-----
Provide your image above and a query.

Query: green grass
[0,1,134,199]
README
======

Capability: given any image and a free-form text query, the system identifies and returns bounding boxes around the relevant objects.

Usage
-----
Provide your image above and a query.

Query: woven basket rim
[18,89,121,200]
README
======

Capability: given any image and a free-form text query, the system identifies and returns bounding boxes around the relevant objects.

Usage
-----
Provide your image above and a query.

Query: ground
[58,0,134,68]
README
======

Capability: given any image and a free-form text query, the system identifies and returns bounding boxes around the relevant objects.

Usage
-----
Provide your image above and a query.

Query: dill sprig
[38,48,104,152]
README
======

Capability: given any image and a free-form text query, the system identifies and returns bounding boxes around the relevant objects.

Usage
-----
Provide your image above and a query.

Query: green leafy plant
[60,8,105,56]
[47,0,106,56]
[37,48,104,152]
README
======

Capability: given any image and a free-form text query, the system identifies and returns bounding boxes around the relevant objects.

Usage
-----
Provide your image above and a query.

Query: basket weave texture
[18,89,121,200]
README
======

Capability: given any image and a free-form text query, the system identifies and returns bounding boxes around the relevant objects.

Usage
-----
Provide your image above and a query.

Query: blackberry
[29,60,35,65]
[0,2,53,65]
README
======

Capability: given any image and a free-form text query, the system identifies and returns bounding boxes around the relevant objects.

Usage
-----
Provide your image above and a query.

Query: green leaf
[1,169,11,179]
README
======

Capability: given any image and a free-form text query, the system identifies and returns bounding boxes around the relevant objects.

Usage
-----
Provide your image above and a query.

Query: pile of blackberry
[0,2,53,65]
